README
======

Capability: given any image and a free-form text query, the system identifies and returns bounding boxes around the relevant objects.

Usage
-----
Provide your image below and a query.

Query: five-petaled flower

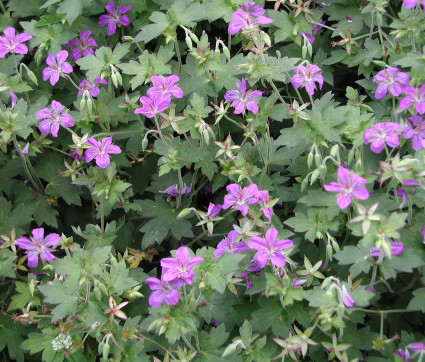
[372,67,410,99]
[224,78,263,115]
[402,0,425,12]
[134,94,170,118]
[160,246,204,285]
[222,183,260,216]
[147,75,184,102]
[16,228,61,268]
[64,30,98,61]
[249,228,293,269]
[291,63,324,95]
[228,2,273,35]
[214,230,251,260]
[42,50,73,86]
[402,116,425,150]
[99,1,131,36]
[0,27,32,58]
[363,122,403,153]
[323,166,369,209]
[399,85,425,115]
[85,136,122,168]
[36,100,74,138]
[78,77,108,98]
[145,277,184,307]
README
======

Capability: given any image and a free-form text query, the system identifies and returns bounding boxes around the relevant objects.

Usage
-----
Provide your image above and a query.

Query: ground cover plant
[1,0,425,360]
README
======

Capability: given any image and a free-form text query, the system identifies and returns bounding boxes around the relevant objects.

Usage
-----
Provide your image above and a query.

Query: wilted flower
[256,190,273,218]
[228,2,273,35]
[0,27,32,58]
[224,78,263,115]
[134,94,170,118]
[214,230,251,259]
[402,116,425,150]
[160,246,204,285]
[292,278,306,288]
[145,277,184,307]
[160,184,191,200]
[78,77,108,98]
[341,285,355,307]
[249,228,294,269]
[222,183,261,216]
[399,85,425,115]
[324,166,369,209]
[147,75,184,102]
[64,30,97,61]
[367,241,405,259]
[42,50,73,86]
[36,100,74,138]
[16,228,61,268]
[99,1,131,36]
[84,136,122,168]
[372,67,410,99]
[297,21,325,45]
[363,122,403,153]
[291,63,323,95]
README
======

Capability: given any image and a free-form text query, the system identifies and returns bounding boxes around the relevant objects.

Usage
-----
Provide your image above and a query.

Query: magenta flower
[363,122,403,153]
[291,63,323,95]
[367,241,405,258]
[85,136,122,168]
[394,349,411,361]
[64,30,98,61]
[160,246,204,285]
[249,228,293,269]
[16,228,60,268]
[206,202,222,219]
[298,32,316,45]
[397,187,408,208]
[36,100,74,138]
[134,94,170,118]
[78,77,108,97]
[146,75,184,102]
[256,190,273,218]
[222,183,260,216]
[42,50,73,86]
[145,277,184,307]
[0,27,32,58]
[214,230,251,260]
[323,166,369,209]
[402,116,425,150]
[372,67,410,99]
[399,85,425,115]
[403,0,425,11]
[99,1,131,36]
[407,342,425,352]
[21,143,29,155]
[224,78,263,115]
[422,226,425,244]
[341,285,355,307]
[160,184,191,200]
[9,91,17,108]
[228,2,273,35]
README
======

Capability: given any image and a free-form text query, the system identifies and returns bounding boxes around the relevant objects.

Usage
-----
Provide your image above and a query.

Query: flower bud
[307,151,314,168]
[111,73,118,88]
[326,243,333,261]
[27,70,38,85]
[141,137,148,151]
[223,46,231,61]
[301,178,308,192]
[310,169,320,184]
[314,153,321,168]
[330,144,339,158]
[185,36,193,49]
[102,342,110,359]
[190,32,199,43]
[80,98,86,112]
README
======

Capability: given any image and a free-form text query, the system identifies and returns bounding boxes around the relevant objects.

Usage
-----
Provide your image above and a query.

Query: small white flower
[51,333,72,351]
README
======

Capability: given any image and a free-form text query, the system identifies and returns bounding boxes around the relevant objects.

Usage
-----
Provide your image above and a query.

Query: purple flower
[9,91,17,108]
[16,228,60,268]
[397,187,408,208]
[313,21,326,33]
[0,27,32,58]
[145,277,183,307]
[64,30,98,61]
[323,166,369,209]
[228,2,273,35]
[134,94,170,118]
[160,246,204,285]
[367,241,405,258]
[206,203,222,219]
[224,78,263,115]
[422,226,425,244]
[99,1,131,36]
[407,342,425,352]
[394,348,412,361]
[291,63,323,96]
[402,116,425,150]
[292,278,306,288]
[214,230,251,260]
[372,67,410,99]
[399,85,425,115]
[403,0,425,11]
[84,136,122,168]
[36,100,74,138]
[42,50,73,86]
[298,32,316,45]
[21,143,29,155]
[249,228,294,269]
[341,285,355,307]
[222,183,260,216]
[160,184,191,198]
[78,77,108,98]
[363,122,403,153]
[346,15,354,22]
[256,190,273,218]
[146,75,184,102]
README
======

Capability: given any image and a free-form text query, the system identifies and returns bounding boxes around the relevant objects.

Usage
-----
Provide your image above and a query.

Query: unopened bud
[307,152,314,168]
[332,240,340,253]
[122,36,133,42]
[141,137,148,150]
[190,32,199,43]
[307,42,313,57]
[314,153,321,168]
[330,144,339,158]
[223,46,230,61]
[301,178,308,192]
[27,70,38,85]
[302,45,307,60]
[310,169,320,184]
[86,97,93,113]
[80,98,86,112]
[102,343,110,359]
[326,244,333,261]
[111,73,118,87]
[185,36,193,49]
[262,32,271,47]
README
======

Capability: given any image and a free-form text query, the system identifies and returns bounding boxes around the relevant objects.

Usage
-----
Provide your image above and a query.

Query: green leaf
[8,281,41,311]
[270,10,292,43]
[0,313,26,361]
[407,288,425,312]
[57,0,83,25]
[134,12,169,44]
[0,249,17,278]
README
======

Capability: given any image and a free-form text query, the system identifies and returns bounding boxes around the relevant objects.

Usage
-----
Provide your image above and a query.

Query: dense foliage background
[1,0,425,360]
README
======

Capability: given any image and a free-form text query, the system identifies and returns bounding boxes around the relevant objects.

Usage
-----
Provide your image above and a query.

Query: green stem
[100,197,105,237]
[224,114,244,129]
[44,145,70,156]
[353,308,418,314]
[175,39,182,73]
[64,74,81,90]
[176,168,184,209]
[91,130,143,138]
[154,115,170,146]
[379,312,384,340]
[0,1,6,14]
[369,265,378,289]
[268,79,286,104]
